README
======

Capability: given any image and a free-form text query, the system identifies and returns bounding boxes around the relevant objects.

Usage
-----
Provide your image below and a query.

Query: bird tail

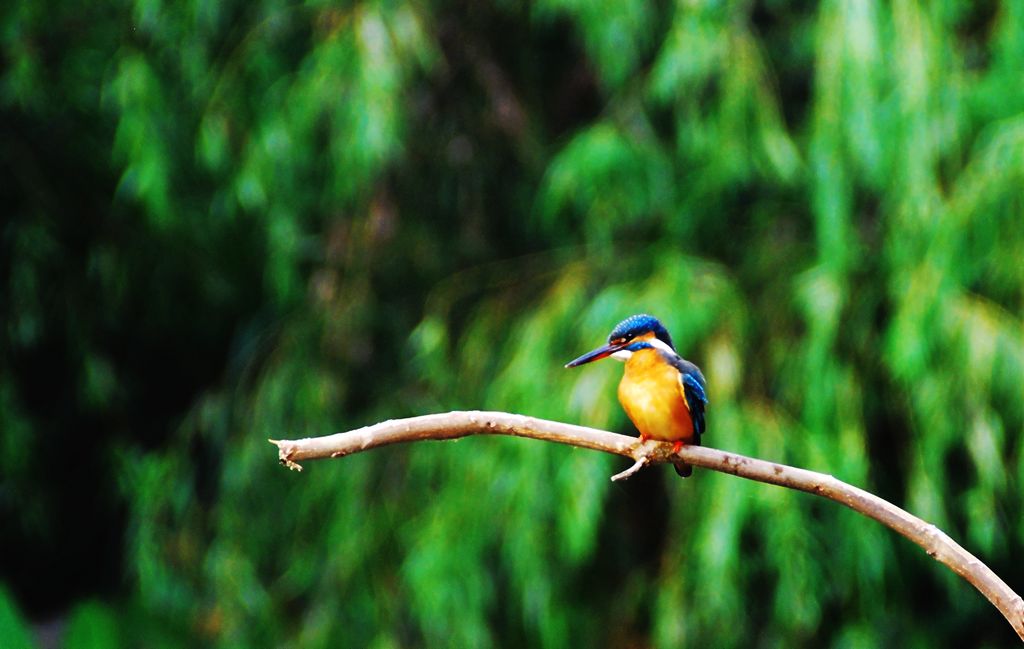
[673,429,702,477]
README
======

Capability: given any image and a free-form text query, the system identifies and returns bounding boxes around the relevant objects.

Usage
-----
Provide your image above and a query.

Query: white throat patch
[648,337,675,354]
[611,349,632,362]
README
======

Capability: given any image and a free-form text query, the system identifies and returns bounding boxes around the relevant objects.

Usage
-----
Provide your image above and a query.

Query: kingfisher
[565,314,708,477]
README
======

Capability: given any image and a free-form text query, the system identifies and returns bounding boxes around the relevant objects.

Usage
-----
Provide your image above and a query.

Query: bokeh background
[3,0,1024,647]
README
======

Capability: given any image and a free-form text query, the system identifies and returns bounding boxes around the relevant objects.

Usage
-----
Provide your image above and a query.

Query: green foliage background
[2,0,1023,647]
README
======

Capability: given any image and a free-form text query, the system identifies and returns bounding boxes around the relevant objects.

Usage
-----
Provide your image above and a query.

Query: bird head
[565,314,675,368]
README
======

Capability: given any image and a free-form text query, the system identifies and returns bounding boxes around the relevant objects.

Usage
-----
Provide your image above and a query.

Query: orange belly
[617,349,694,442]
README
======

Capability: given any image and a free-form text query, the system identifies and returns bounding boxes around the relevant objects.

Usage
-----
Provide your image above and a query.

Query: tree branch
[271,410,1024,641]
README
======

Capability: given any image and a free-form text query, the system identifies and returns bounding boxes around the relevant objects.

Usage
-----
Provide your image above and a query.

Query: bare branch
[271,410,1024,641]
[609,455,648,482]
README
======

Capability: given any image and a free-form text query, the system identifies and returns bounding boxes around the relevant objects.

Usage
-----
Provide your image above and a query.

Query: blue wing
[671,358,708,444]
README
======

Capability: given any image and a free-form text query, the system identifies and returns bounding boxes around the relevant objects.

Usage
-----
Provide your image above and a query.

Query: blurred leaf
[0,585,35,649]
[534,0,655,88]
[63,601,121,649]
[539,123,673,242]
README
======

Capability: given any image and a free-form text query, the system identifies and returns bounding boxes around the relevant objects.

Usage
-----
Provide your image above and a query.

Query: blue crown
[608,314,674,350]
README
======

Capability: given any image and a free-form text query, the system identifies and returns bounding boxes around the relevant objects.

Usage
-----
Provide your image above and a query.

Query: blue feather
[682,372,708,405]
[608,314,675,351]
[673,361,708,439]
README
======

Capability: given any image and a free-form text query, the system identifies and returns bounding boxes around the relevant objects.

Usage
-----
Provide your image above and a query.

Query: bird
[565,314,708,477]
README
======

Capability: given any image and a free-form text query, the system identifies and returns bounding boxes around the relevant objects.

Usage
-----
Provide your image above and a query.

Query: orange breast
[617,349,694,442]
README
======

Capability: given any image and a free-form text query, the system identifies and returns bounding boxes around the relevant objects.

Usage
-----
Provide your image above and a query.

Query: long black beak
[565,342,625,368]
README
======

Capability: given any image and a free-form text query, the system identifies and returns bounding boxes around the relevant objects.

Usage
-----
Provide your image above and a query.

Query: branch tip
[610,456,648,482]
[280,457,303,471]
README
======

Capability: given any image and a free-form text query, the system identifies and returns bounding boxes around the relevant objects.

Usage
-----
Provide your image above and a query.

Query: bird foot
[671,441,692,477]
